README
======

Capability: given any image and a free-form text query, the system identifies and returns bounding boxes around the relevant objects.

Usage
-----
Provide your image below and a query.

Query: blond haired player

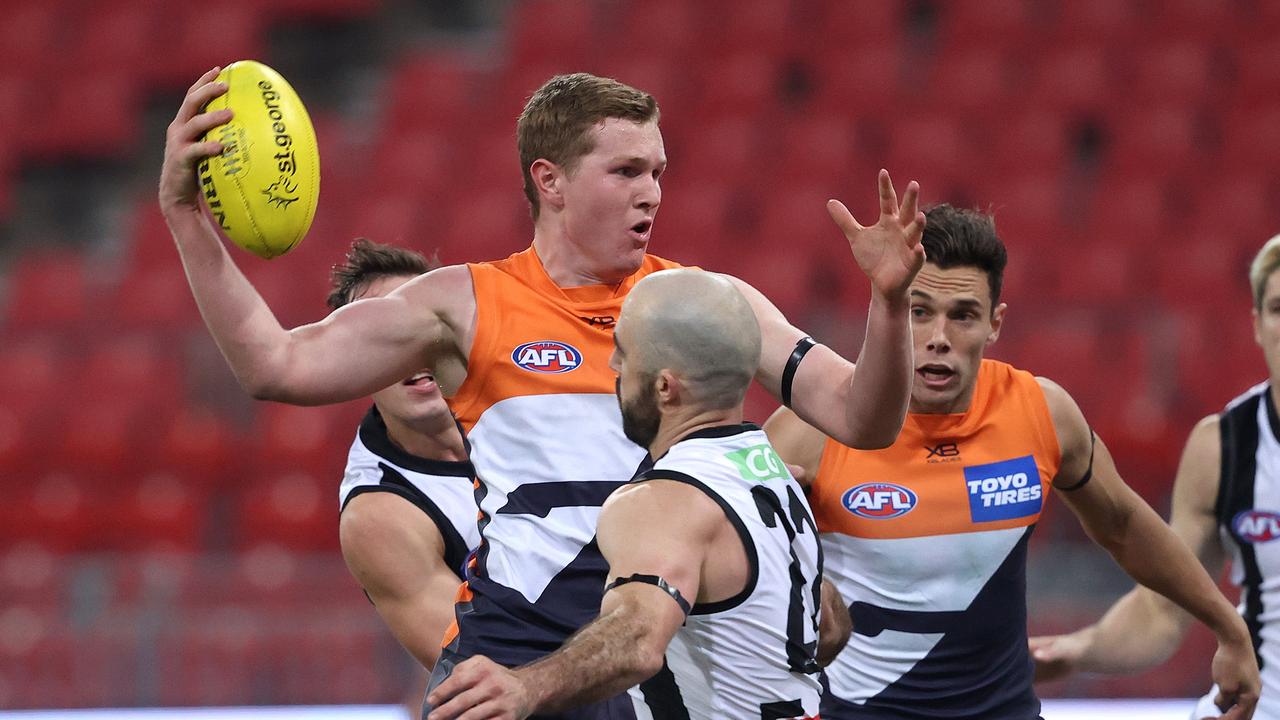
[328,239,479,672]
[159,69,924,719]
[766,205,1259,720]
[1033,234,1280,720]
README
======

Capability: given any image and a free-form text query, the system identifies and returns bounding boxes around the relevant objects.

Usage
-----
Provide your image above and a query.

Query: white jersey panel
[466,393,646,603]
[628,426,822,720]
[821,527,1025,705]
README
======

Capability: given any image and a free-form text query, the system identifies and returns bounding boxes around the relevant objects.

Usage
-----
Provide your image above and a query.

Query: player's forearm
[842,291,912,449]
[165,205,294,398]
[1074,588,1191,673]
[516,607,665,713]
[817,578,852,666]
[1102,504,1246,646]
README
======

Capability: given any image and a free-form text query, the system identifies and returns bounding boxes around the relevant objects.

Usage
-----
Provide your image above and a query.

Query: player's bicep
[596,482,717,612]
[720,274,856,436]
[1169,415,1227,572]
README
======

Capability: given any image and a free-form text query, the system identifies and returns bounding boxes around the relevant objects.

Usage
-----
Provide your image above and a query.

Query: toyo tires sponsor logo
[842,482,917,519]
[512,341,582,374]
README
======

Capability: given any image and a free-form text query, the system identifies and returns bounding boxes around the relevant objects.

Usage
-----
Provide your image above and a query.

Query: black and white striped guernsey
[627,423,823,720]
[1204,381,1280,718]
[338,406,481,580]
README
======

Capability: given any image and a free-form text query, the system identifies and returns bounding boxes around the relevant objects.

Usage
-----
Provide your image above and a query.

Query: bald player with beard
[427,269,848,720]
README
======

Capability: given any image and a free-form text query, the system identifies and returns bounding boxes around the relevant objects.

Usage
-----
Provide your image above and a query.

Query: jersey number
[752,484,822,676]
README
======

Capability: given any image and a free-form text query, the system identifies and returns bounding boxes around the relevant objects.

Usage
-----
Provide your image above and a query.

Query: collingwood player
[426,269,849,720]
[330,239,479,670]
[1033,234,1280,720]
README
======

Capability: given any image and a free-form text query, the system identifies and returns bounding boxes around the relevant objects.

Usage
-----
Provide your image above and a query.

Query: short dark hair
[518,73,660,220]
[326,238,438,309]
[920,204,1008,306]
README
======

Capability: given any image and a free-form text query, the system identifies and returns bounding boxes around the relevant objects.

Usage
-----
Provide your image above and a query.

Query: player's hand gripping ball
[199,60,319,259]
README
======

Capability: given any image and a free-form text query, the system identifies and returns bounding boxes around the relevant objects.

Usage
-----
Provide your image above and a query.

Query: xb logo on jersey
[842,483,917,519]
[512,341,583,374]
[725,444,790,483]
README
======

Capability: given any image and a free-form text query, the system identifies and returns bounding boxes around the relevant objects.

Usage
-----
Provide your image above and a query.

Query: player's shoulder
[640,252,690,273]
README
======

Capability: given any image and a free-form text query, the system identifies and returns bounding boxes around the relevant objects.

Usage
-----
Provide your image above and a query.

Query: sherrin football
[199,60,319,259]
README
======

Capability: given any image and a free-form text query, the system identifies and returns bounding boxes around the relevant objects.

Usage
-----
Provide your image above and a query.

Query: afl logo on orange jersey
[842,483,918,519]
[512,341,583,374]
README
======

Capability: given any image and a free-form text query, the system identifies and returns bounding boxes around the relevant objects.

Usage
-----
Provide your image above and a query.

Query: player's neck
[383,412,467,463]
[532,225,627,288]
[650,407,746,459]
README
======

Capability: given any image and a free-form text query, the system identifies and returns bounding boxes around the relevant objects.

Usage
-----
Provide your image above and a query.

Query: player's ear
[987,302,1007,346]
[530,159,565,212]
[655,369,678,406]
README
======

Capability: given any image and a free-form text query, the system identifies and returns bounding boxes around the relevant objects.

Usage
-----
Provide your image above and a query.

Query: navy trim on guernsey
[606,574,692,616]
[633,467,761,615]
[1217,387,1269,669]
[781,337,817,409]
[636,659,692,720]
[822,525,1040,720]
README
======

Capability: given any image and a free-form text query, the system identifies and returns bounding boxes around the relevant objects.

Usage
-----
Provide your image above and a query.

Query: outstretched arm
[728,170,925,449]
[1042,382,1257,718]
[160,69,472,405]
[1032,415,1228,679]
[425,481,718,720]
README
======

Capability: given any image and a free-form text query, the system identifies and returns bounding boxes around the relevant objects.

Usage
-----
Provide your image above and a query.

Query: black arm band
[605,573,692,616]
[1055,430,1097,492]
[781,336,817,409]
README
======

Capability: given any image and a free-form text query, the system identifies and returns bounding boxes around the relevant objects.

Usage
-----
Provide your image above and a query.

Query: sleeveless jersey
[630,424,822,720]
[810,359,1061,720]
[338,406,480,579]
[446,246,684,665]
[1200,381,1280,719]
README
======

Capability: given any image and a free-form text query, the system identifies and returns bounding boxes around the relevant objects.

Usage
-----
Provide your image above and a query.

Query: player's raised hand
[159,67,233,214]
[427,655,534,720]
[1209,636,1260,720]
[827,170,926,301]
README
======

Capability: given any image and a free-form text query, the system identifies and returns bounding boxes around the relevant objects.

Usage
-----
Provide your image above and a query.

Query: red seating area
[1,0,1278,706]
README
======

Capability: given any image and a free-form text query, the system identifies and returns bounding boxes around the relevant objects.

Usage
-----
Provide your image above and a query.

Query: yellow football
[198,60,319,259]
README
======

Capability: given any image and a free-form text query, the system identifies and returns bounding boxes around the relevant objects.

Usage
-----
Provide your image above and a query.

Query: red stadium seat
[923,48,1018,120]
[1233,39,1280,107]
[1027,43,1116,115]
[807,42,905,119]
[691,51,785,119]
[1050,0,1141,43]
[505,0,598,69]
[1124,41,1220,106]
[938,0,1041,51]
[611,0,701,62]
[0,0,62,72]
[100,473,209,553]
[145,3,264,89]
[4,250,92,335]
[1104,106,1204,177]
[809,0,905,50]
[1220,102,1280,175]
[234,471,338,552]
[770,113,861,188]
[383,51,480,135]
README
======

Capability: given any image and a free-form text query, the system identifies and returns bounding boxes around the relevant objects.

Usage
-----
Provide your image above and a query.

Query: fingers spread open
[877,169,898,218]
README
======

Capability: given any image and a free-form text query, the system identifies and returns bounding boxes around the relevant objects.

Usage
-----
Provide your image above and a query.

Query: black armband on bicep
[781,336,817,409]
[1055,429,1097,492]
[605,573,692,616]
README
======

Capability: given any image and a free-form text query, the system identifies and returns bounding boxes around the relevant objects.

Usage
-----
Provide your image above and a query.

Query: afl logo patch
[512,341,583,374]
[1233,510,1280,543]
[842,483,917,519]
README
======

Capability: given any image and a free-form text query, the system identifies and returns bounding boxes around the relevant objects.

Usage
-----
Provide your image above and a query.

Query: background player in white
[1032,233,1280,720]
[427,269,843,720]
[328,239,479,671]
[160,69,921,718]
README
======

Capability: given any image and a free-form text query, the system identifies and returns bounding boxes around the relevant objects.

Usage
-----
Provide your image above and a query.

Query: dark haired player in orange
[160,69,924,719]
[766,205,1259,720]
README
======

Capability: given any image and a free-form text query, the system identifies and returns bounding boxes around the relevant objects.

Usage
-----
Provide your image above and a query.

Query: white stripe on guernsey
[829,629,946,705]
[466,393,646,602]
[821,527,1026,613]
[1248,396,1280,681]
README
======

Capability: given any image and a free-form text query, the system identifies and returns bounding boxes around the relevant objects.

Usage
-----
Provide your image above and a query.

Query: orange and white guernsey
[445,246,683,666]
[812,359,1061,720]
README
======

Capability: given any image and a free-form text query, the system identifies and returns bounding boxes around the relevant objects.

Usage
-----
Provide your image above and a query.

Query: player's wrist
[869,286,911,312]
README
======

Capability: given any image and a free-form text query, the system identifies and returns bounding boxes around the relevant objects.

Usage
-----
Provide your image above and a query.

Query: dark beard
[619,377,661,450]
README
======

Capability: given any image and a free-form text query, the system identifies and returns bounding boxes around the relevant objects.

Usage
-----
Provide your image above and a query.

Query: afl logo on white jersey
[842,482,918,519]
[512,341,583,374]
[1233,510,1280,543]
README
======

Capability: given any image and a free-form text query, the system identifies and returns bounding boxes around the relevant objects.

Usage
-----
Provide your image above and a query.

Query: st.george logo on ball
[199,60,319,259]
